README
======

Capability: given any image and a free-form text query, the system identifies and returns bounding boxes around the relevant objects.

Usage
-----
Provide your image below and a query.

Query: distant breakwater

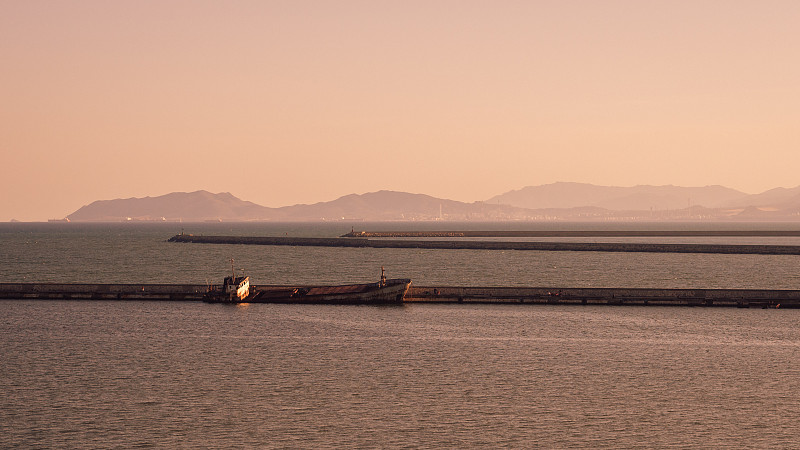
[341,230,800,238]
[168,234,800,255]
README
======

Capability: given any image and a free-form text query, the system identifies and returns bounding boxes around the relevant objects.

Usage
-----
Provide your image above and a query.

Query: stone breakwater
[342,230,800,238]
[407,286,796,308]
[168,234,800,255]
[0,283,209,300]
[2,283,798,308]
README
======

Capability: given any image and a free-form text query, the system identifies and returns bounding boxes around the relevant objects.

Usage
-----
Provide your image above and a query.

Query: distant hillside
[66,190,536,222]
[487,182,749,210]
[65,184,800,222]
[67,191,273,222]
[271,190,535,221]
[272,191,456,220]
[725,186,800,209]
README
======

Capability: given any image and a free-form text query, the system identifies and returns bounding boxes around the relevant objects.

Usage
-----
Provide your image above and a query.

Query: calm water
[3,222,800,288]
[2,222,800,447]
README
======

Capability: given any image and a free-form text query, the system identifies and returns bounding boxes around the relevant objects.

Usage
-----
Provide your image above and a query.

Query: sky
[2,0,799,221]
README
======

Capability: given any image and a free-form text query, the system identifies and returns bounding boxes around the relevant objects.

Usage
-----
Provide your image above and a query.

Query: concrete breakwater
[168,234,800,255]
[0,283,209,300]
[408,286,798,308]
[2,283,799,308]
[342,230,800,238]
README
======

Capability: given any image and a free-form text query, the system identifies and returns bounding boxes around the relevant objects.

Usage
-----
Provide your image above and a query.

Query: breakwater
[3,283,799,308]
[342,230,800,238]
[0,283,209,300]
[408,286,797,308]
[168,234,800,255]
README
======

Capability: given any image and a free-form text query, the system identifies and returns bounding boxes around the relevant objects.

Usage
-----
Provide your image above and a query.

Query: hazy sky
[2,1,799,221]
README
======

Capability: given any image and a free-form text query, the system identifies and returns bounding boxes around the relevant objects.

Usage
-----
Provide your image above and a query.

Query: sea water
[2,222,800,447]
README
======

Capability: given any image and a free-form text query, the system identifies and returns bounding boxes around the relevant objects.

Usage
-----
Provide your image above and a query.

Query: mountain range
[65,182,800,222]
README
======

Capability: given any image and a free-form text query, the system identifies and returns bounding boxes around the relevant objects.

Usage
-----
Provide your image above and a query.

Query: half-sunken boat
[204,266,411,305]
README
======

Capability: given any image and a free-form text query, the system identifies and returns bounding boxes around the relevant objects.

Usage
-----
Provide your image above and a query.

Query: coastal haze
[2,1,800,221]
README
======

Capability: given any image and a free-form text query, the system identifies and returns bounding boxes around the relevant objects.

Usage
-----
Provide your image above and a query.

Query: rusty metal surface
[305,284,374,296]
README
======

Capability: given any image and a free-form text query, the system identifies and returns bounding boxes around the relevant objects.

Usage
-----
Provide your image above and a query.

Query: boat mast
[230,258,236,280]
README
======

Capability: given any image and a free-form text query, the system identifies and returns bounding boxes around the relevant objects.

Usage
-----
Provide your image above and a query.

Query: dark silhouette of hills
[67,191,272,222]
[67,190,537,222]
[270,191,536,221]
[65,184,800,222]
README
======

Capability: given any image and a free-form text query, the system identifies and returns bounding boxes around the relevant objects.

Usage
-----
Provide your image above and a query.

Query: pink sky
[2,1,799,221]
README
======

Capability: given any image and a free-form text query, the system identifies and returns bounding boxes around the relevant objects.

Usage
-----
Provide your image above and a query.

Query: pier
[168,234,800,255]
[2,283,799,308]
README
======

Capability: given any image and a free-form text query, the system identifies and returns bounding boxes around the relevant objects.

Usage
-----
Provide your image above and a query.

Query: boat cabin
[223,275,250,301]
